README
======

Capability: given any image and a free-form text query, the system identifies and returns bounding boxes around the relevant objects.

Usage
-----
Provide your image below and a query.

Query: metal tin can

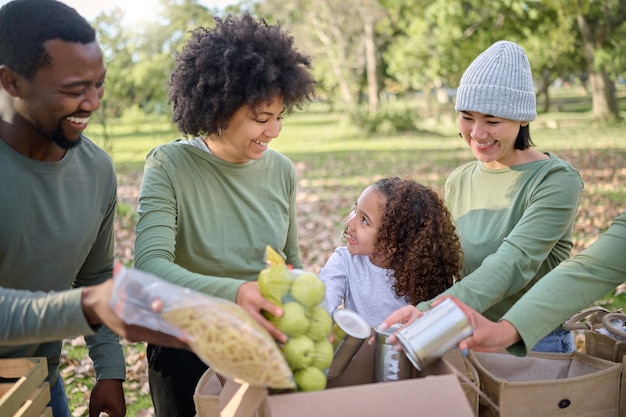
[327,308,371,379]
[373,323,412,382]
[397,298,473,371]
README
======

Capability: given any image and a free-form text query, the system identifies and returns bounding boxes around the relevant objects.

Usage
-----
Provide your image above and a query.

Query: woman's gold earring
[218,127,222,137]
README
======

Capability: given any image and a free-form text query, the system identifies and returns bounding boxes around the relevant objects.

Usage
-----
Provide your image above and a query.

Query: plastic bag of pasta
[110,265,295,389]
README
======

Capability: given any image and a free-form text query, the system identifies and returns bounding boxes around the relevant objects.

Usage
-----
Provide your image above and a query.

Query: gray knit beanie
[455,40,536,122]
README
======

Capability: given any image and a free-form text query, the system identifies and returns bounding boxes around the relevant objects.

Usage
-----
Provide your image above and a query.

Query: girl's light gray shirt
[319,246,408,327]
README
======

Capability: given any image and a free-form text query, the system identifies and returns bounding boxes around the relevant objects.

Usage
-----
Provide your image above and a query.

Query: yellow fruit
[264,245,286,267]
[331,323,347,350]
[258,265,292,306]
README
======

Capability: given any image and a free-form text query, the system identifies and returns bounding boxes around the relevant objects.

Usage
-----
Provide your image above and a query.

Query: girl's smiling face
[344,185,386,261]
[458,111,528,169]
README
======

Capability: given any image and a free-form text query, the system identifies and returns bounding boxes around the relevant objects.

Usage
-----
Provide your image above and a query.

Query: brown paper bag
[193,369,266,417]
[194,369,225,417]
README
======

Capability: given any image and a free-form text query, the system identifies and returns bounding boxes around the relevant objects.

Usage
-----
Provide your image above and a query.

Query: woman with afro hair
[319,177,463,327]
[133,13,316,416]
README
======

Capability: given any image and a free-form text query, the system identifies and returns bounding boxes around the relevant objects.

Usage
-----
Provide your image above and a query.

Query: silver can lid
[333,308,371,339]
[374,323,403,343]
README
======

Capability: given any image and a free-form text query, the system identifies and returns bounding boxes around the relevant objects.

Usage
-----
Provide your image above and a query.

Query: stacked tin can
[373,323,412,382]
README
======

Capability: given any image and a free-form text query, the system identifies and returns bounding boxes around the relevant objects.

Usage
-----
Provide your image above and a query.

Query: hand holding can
[396,298,473,371]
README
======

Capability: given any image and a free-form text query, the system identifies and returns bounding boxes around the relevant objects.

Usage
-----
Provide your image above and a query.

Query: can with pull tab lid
[397,298,473,371]
[327,308,371,379]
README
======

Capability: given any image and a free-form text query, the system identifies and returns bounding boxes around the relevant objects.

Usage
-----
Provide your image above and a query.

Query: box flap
[208,344,475,417]
[263,374,474,417]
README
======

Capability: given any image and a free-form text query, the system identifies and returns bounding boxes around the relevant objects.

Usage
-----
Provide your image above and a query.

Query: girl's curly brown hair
[168,13,316,136]
[367,177,463,305]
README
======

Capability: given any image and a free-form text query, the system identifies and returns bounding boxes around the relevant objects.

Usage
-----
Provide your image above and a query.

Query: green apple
[276,301,310,337]
[282,335,315,370]
[311,339,334,370]
[294,366,327,392]
[331,323,347,350]
[290,271,325,308]
[258,265,292,306]
[306,305,332,341]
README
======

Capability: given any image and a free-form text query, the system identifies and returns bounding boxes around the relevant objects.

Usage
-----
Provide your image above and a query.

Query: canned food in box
[327,309,371,379]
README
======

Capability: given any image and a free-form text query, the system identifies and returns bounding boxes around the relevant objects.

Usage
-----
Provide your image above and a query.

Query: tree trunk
[576,14,620,121]
[540,67,551,114]
[588,70,619,121]
[363,16,379,114]
[313,26,356,112]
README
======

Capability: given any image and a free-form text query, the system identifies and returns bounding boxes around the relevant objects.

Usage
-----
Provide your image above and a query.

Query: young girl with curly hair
[319,177,463,326]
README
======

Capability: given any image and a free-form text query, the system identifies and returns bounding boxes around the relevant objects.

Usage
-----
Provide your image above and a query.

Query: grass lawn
[61,94,626,416]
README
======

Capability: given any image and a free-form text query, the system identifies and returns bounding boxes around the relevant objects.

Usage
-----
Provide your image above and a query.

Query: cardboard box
[195,342,476,417]
[0,357,52,417]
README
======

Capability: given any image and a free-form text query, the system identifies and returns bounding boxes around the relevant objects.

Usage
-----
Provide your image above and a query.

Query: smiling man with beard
[0,1,127,417]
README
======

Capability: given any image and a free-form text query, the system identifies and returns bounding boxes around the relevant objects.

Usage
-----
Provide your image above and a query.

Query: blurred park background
[53,0,626,415]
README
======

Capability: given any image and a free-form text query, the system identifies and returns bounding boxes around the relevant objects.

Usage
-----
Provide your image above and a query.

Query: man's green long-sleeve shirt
[0,136,124,384]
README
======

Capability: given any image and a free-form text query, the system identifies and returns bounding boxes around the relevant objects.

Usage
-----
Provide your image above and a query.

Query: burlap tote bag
[441,349,481,416]
[467,350,622,417]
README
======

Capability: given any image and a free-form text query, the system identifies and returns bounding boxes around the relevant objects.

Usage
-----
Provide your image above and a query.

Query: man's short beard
[50,125,82,150]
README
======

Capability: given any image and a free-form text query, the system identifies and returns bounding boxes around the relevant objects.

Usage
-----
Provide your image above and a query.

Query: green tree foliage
[93,8,136,118]
[91,0,626,128]
[93,0,215,127]
[384,2,558,96]
[256,0,387,113]
[382,0,624,121]
[558,0,626,120]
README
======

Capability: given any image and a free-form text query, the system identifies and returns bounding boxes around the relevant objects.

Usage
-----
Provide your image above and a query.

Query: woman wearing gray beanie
[380,41,583,353]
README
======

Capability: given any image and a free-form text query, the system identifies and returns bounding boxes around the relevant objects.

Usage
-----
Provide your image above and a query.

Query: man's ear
[0,65,21,96]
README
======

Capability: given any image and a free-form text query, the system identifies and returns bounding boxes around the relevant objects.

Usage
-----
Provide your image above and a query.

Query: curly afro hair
[168,13,316,137]
[367,177,463,305]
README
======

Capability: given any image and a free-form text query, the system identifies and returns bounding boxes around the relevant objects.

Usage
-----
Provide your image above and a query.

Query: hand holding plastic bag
[110,266,294,389]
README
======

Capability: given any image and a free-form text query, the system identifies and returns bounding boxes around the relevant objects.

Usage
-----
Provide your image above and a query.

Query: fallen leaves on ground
[61,338,152,416]
[61,147,624,416]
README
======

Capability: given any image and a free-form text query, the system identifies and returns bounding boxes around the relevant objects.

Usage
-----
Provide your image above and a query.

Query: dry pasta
[162,301,294,389]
